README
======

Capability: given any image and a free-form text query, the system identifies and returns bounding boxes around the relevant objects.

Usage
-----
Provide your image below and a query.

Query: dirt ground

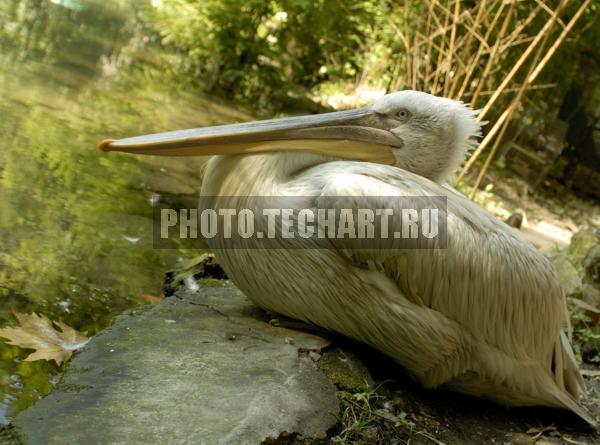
[459,169,600,252]
[320,338,600,445]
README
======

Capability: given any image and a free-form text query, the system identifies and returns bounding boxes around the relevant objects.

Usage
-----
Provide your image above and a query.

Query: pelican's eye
[395,110,410,120]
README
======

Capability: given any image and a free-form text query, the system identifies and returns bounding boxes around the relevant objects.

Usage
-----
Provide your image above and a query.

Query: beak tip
[98,139,115,152]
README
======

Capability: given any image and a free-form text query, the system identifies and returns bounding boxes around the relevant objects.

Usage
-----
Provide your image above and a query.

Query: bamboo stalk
[527,0,593,84]
[467,5,558,197]
[468,108,514,199]
[470,1,515,107]
[447,1,489,99]
[411,3,424,90]
[443,0,461,96]
[431,0,452,95]
[502,5,542,50]
[458,0,590,182]
[423,0,435,90]
[456,1,506,99]
[404,0,413,89]
[478,1,569,120]
[500,36,537,52]
[461,83,557,97]
[571,6,600,40]
[534,0,567,29]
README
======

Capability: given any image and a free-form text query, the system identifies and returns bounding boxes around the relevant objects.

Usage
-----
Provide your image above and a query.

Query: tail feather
[560,331,585,396]
[550,386,597,427]
[550,332,596,427]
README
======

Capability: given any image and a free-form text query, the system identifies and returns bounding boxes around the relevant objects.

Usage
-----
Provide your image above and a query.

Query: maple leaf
[0,312,89,365]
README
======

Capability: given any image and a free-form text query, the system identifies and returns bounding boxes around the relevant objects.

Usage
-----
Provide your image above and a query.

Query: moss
[318,348,373,393]
[568,230,599,274]
[197,278,229,288]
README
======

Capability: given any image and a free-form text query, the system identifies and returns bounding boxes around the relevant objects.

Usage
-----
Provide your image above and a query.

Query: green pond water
[0,0,250,422]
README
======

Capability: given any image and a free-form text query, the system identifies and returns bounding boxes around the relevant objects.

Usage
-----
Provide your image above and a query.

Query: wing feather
[294,162,567,382]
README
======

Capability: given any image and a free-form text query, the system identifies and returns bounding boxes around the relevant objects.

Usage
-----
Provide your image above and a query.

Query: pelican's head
[99,90,481,182]
[371,91,482,181]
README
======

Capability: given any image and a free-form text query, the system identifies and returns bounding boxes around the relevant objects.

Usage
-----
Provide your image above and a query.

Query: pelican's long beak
[98,107,400,165]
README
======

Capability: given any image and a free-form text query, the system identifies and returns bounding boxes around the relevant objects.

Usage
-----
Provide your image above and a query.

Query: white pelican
[99,91,594,425]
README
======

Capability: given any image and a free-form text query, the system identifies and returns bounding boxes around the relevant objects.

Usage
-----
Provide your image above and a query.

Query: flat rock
[13,283,339,445]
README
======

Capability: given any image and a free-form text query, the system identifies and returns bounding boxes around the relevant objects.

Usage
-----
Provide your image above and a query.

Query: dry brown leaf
[0,312,89,365]
[142,294,163,305]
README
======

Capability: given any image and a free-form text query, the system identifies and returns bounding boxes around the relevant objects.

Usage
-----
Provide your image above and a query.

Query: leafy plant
[141,0,377,111]
[572,309,600,363]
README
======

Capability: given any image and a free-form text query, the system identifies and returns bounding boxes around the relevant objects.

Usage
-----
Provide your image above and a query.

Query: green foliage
[136,0,600,114]
[332,388,381,444]
[572,309,600,363]
[143,0,377,110]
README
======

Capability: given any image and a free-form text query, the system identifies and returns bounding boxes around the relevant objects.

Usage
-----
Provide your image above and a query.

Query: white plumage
[100,90,594,425]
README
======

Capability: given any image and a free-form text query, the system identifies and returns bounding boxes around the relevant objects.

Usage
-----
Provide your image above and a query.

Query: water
[0,0,250,422]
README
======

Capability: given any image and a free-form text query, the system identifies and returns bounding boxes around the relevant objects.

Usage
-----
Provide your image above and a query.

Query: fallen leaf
[0,312,89,365]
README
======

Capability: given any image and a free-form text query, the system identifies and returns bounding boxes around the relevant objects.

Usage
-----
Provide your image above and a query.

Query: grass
[330,386,428,445]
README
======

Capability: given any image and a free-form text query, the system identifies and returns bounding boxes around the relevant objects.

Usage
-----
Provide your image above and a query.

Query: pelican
[99,91,594,425]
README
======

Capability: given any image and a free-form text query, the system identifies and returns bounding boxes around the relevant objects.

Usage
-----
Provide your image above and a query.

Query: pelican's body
[203,153,582,412]
[100,91,593,424]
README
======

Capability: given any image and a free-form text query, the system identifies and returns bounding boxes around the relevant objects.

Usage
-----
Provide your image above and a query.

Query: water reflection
[0,0,250,421]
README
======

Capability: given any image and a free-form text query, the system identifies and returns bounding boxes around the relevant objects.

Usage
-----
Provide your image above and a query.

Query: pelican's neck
[201,152,333,196]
